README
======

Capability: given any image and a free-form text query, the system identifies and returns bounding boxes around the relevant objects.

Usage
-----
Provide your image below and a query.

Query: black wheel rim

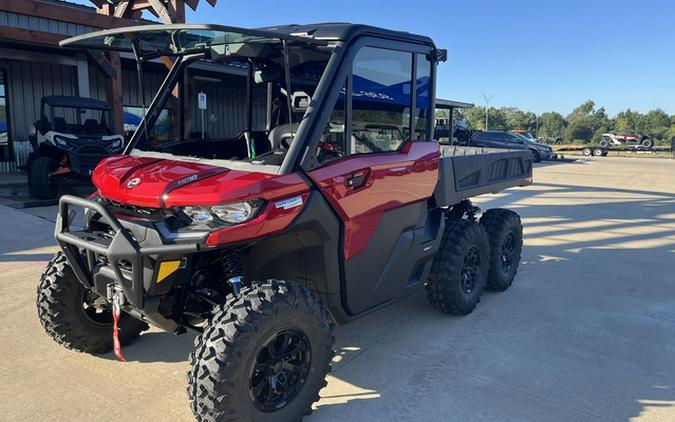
[501,232,516,272]
[249,329,312,412]
[461,246,480,294]
[81,290,113,325]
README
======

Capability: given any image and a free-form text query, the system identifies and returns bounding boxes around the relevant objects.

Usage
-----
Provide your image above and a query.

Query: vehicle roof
[42,96,112,110]
[60,23,436,55]
[261,23,435,46]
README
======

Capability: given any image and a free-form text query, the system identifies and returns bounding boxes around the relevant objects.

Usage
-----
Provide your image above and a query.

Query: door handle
[345,169,369,189]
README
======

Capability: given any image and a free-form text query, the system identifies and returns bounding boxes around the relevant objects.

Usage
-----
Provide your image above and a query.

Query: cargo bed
[434,145,533,207]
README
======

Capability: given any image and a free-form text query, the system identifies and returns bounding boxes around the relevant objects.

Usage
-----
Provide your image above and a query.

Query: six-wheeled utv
[37,23,532,421]
[27,96,124,199]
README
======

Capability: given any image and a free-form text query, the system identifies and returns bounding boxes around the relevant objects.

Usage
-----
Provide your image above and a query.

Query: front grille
[103,199,169,221]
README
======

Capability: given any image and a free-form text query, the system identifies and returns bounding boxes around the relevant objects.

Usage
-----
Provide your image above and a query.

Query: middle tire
[187,280,334,422]
[426,219,490,316]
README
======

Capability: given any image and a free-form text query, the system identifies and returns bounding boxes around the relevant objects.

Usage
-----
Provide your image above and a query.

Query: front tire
[480,209,523,291]
[641,137,653,148]
[426,219,490,316]
[36,252,148,354]
[29,156,58,199]
[187,280,334,422]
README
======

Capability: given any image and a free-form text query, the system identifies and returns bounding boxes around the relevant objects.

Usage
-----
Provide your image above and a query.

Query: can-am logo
[126,178,142,188]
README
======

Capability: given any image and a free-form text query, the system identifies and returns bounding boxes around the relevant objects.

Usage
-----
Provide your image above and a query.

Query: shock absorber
[221,251,243,296]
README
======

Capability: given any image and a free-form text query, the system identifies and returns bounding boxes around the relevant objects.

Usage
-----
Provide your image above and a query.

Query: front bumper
[55,195,201,330]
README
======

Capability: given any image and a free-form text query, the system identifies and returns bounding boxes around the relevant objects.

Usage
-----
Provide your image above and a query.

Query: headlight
[182,206,214,223]
[111,139,123,150]
[211,202,257,224]
[54,136,68,147]
[182,201,262,226]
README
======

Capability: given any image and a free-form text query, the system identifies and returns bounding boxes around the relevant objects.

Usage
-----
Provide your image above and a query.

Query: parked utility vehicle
[600,132,653,149]
[38,24,532,421]
[28,96,124,199]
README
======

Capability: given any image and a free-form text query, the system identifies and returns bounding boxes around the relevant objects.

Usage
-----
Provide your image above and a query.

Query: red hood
[92,155,308,208]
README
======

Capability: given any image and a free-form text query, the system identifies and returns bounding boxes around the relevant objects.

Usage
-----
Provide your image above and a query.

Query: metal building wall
[0,10,98,37]
[3,59,79,142]
[188,77,267,139]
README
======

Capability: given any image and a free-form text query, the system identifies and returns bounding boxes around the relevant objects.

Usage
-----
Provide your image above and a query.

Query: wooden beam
[205,0,218,7]
[0,26,66,46]
[86,50,118,79]
[105,52,125,134]
[0,0,145,29]
[113,0,131,18]
[147,0,173,24]
[184,0,199,11]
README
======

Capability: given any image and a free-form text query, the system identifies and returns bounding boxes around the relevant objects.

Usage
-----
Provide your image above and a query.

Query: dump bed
[434,145,533,207]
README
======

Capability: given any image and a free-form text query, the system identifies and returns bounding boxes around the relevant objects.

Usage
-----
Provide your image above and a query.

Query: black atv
[27,96,124,199]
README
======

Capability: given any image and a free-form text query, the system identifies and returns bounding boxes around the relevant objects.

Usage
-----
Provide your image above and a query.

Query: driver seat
[268,123,299,149]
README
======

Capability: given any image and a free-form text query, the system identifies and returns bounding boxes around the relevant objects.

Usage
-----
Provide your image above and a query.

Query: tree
[538,112,567,139]
[564,100,609,143]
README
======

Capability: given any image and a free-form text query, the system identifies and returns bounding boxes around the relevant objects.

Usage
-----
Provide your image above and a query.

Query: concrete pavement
[1,157,674,421]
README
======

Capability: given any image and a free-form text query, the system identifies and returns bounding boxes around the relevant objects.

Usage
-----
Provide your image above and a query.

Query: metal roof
[42,96,112,110]
[60,22,436,54]
[435,98,474,109]
[261,23,435,46]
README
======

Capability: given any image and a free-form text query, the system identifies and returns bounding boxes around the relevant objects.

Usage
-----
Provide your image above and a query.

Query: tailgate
[434,146,533,207]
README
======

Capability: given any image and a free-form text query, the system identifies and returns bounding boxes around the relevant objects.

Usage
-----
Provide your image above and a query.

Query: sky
[66,0,675,117]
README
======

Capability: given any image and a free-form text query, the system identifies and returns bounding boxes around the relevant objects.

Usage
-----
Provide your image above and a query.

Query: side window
[496,133,511,142]
[413,54,431,140]
[351,47,412,154]
[317,83,347,165]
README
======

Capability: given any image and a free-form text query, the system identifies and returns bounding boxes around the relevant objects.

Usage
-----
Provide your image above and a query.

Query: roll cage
[60,24,445,174]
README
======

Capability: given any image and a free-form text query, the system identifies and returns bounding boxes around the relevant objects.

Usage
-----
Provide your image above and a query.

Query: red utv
[37,23,532,421]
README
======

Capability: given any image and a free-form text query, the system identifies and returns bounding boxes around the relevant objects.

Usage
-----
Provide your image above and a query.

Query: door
[308,47,440,315]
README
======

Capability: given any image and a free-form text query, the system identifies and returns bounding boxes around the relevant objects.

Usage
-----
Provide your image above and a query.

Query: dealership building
[0,0,225,173]
[0,0,471,174]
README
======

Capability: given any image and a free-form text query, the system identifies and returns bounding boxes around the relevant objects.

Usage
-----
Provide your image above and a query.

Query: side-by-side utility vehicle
[28,96,124,199]
[37,23,532,421]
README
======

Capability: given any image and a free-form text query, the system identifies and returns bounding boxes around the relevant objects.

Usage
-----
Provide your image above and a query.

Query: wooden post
[105,52,124,135]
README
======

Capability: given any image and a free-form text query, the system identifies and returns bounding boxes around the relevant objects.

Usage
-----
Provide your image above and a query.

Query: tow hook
[228,276,242,296]
[109,289,127,362]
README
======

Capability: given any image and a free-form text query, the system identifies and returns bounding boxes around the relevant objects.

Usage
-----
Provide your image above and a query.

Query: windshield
[130,40,334,166]
[46,105,113,136]
[514,134,532,142]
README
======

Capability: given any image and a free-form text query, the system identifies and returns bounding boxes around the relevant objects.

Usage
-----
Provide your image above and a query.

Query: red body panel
[308,141,440,259]
[92,155,311,246]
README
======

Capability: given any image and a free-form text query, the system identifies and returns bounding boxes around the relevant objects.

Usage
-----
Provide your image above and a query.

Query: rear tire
[29,156,58,199]
[36,252,148,354]
[531,150,541,163]
[480,209,523,291]
[599,138,611,149]
[641,138,653,148]
[582,147,592,156]
[426,219,489,316]
[187,280,334,422]
[593,148,604,157]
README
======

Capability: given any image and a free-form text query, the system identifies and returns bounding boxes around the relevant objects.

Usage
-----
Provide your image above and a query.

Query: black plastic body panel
[342,202,444,315]
[434,146,532,207]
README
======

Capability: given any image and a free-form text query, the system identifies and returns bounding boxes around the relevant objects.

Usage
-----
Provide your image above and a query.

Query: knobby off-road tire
[480,209,523,291]
[29,156,58,200]
[187,280,334,422]
[36,252,148,354]
[426,219,490,316]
